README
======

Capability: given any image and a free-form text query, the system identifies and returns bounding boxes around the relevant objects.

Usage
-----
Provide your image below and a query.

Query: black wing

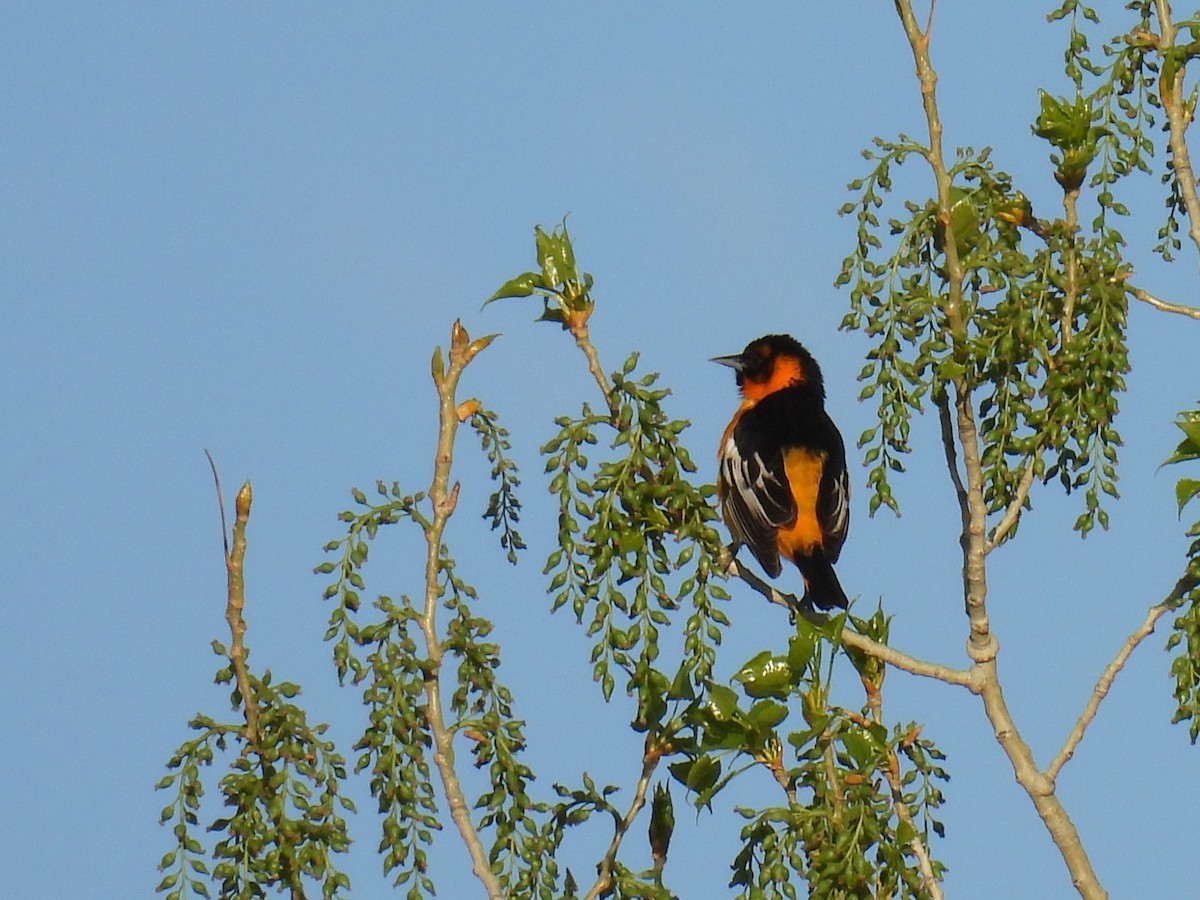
[718,416,796,578]
[815,410,850,563]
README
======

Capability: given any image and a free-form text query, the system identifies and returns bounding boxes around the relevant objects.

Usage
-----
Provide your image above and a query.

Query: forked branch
[893,2,1106,896]
[584,752,661,900]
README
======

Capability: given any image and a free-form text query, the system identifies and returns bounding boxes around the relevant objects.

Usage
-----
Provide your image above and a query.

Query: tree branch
[718,549,975,688]
[567,317,620,421]
[861,684,944,900]
[971,664,1108,900]
[584,752,660,900]
[1128,284,1200,319]
[1045,602,1174,783]
[894,3,1105,896]
[935,389,971,539]
[1155,0,1200,260]
[222,476,259,744]
[420,320,505,900]
[896,0,996,661]
[985,453,1039,553]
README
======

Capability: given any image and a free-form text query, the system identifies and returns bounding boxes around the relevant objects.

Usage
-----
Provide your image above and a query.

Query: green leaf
[535,223,576,288]
[1164,418,1200,466]
[840,728,875,769]
[485,271,544,304]
[668,662,696,701]
[705,684,741,721]
[536,303,567,325]
[1178,479,1200,517]
[746,699,788,732]
[668,754,721,795]
[787,631,815,676]
[732,651,793,700]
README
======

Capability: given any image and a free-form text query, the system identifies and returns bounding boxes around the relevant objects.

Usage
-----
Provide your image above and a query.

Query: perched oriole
[714,334,850,610]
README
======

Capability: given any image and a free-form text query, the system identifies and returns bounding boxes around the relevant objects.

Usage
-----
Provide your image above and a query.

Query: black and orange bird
[714,334,850,610]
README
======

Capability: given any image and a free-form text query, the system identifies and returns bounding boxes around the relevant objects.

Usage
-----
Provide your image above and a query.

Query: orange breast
[776,449,826,557]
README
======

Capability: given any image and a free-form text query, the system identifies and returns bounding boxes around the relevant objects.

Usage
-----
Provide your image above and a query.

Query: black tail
[794,552,848,610]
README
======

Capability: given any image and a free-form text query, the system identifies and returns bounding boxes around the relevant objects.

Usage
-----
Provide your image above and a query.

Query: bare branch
[1045,603,1174,783]
[223,480,259,744]
[1129,284,1200,320]
[418,320,505,900]
[986,454,1039,553]
[719,548,975,688]
[567,317,620,420]
[584,752,660,900]
[842,627,975,689]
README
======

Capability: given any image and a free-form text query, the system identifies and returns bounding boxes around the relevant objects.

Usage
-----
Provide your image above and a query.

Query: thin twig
[1061,184,1081,345]
[567,318,620,421]
[205,448,230,559]
[821,740,846,829]
[224,480,259,743]
[584,753,660,900]
[1045,603,1174,783]
[419,320,505,900]
[986,454,1040,553]
[719,549,975,687]
[935,390,971,536]
[861,684,944,900]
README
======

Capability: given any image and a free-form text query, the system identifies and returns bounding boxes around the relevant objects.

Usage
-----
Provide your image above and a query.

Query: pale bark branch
[584,753,660,900]
[206,453,259,742]
[896,0,996,661]
[1128,284,1200,319]
[1155,0,1200,260]
[974,664,1105,899]
[420,321,505,900]
[224,479,259,744]
[985,454,1039,553]
[1045,602,1174,783]
[568,318,620,421]
[719,549,975,688]
[894,3,1106,896]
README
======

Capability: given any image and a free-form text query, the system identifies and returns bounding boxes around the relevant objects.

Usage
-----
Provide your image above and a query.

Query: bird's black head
[712,334,825,401]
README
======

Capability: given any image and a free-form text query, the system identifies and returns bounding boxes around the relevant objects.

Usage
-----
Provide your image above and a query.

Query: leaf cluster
[315,402,557,895]
[156,651,352,900]
[838,140,1129,536]
[486,220,596,330]
[541,352,730,704]
[653,614,948,899]
[486,220,950,895]
[1164,407,1200,743]
[470,406,526,564]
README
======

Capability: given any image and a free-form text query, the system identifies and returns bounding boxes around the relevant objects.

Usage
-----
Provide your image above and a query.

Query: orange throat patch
[740,355,805,403]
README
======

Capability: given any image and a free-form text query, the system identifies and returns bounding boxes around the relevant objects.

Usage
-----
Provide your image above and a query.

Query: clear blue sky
[3,3,1197,898]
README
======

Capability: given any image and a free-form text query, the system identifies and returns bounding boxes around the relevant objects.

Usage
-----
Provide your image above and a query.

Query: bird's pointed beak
[711,353,746,371]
